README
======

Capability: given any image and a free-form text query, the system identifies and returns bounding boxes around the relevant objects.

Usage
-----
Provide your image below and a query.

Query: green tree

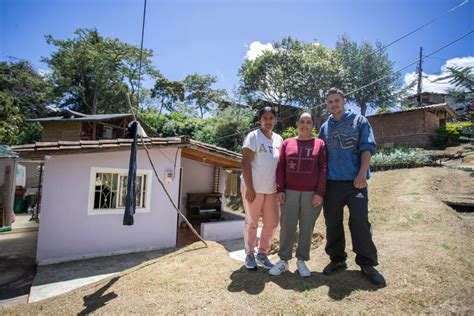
[239,37,343,126]
[43,28,157,114]
[335,35,401,116]
[0,60,52,144]
[435,66,474,104]
[184,74,227,118]
[150,71,185,121]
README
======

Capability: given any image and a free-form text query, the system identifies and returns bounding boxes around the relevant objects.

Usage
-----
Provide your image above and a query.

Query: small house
[367,103,458,148]
[12,136,244,265]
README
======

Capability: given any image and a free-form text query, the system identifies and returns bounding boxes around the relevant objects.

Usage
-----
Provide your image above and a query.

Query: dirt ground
[4,165,474,314]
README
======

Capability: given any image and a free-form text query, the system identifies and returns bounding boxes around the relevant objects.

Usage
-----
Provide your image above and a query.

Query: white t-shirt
[242,129,283,194]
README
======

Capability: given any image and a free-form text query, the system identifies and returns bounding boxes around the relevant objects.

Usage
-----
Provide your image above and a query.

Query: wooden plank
[182,148,241,169]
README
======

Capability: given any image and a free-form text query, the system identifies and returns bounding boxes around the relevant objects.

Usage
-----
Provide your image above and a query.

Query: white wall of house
[36,147,182,265]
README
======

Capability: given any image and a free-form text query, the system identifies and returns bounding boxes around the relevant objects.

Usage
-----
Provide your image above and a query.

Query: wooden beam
[181,148,241,169]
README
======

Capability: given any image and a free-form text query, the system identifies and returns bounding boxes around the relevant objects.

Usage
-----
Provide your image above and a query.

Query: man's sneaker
[296,259,311,278]
[322,261,347,275]
[245,254,257,270]
[268,260,289,276]
[256,253,274,269]
[361,266,386,286]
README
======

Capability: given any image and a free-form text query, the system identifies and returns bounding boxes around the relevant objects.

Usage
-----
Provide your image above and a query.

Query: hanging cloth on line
[123,121,148,226]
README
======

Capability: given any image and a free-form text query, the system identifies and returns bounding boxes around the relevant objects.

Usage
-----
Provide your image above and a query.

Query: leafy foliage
[335,36,402,116]
[0,60,52,144]
[239,37,342,110]
[281,126,318,139]
[183,74,228,118]
[43,28,157,114]
[436,122,473,146]
[371,148,430,170]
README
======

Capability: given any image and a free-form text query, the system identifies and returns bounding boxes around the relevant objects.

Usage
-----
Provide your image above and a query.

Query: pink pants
[241,185,279,255]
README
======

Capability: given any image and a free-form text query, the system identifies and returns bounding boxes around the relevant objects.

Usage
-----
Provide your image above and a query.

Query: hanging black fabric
[123,121,138,226]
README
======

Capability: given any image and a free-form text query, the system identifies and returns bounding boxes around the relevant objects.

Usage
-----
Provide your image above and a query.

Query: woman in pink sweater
[269,112,327,277]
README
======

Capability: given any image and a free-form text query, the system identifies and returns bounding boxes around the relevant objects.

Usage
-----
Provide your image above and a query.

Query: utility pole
[416,46,423,107]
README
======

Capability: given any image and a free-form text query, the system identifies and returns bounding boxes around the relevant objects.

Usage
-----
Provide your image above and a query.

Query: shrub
[436,122,473,147]
[371,148,431,171]
[281,126,318,139]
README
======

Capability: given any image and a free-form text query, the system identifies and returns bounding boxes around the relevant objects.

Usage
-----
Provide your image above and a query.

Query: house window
[88,167,152,215]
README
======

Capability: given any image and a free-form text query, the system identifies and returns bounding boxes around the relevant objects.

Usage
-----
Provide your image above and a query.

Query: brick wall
[367,110,441,148]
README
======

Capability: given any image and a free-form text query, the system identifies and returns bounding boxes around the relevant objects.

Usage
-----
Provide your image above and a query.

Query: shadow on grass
[228,266,382,300]
[78,276,119,315]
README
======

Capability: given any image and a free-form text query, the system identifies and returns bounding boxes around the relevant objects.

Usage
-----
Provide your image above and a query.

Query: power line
[260,0,470,120]
[215,30,474,141]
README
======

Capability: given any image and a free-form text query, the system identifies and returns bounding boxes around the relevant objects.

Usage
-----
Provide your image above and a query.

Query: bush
[371,148,431,171]
[436,122,473,147]
[281,126,318,139]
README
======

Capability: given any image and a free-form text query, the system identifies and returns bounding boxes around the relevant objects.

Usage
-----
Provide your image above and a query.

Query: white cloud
[403,56,474,94]
[245,41,275,61]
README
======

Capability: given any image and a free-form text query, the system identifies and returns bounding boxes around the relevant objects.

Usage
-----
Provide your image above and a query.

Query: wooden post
[1,165,11,227]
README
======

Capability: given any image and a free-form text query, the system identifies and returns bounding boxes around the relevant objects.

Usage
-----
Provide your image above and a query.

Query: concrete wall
[200,211,244,241]
[368,110,440,148]
[36,148,181,265]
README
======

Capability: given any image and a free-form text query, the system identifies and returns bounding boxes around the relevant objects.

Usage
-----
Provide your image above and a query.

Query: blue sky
[1,0,473,99]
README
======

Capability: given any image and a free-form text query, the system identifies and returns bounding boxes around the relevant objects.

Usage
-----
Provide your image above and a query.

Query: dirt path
[4,167,474,314]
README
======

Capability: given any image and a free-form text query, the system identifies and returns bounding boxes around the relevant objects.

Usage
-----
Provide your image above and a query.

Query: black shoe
[322,261,347,275]
[361,266,386,286]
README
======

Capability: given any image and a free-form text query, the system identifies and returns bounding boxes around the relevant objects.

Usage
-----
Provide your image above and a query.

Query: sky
[1,0,473,103]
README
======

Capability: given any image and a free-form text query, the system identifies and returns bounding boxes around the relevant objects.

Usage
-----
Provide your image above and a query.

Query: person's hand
[245,187,256,202]
[277,192,285,204]
[312,194,323,207]
[354,173,368,189]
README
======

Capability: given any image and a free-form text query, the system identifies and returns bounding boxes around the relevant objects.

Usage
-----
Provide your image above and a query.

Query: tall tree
[184,74,227,118]
[239,37,343,126]
[335,35,401,116]
[43,28,158,114]
[0,60,52,144]
[150,71,185,120]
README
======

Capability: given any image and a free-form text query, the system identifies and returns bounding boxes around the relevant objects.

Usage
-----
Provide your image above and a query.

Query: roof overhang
[11,136,242,169]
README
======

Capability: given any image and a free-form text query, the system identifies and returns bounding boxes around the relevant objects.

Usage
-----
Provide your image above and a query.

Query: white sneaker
[269,260,289,276]
[296,259,311,278]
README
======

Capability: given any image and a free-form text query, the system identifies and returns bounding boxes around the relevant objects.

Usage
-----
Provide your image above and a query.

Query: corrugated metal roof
[29,113,133,122]
[0,145,19,158]
[368,103,458,118]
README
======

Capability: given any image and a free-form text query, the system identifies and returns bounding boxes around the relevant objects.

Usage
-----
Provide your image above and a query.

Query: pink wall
[36,148,181,264]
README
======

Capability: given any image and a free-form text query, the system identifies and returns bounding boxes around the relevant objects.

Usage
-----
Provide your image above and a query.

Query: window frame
[88,167,152,215]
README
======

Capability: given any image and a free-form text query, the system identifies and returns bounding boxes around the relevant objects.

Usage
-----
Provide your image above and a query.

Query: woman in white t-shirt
[241,106,283,270]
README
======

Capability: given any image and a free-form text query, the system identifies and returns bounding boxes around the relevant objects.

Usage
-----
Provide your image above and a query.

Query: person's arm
[354,119,376,189]
[242,148,256,202]
[313,140,327,207]
[354,150,371,189]
[276,140,287,204]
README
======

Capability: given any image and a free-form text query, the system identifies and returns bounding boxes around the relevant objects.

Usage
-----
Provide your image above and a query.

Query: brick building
[367,103,457,148]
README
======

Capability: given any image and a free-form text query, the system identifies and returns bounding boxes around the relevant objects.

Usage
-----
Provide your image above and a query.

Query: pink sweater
[276,137,327,197]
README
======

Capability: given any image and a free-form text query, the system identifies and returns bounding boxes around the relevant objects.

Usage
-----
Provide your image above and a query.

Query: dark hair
[326,87,345,99]
[297,111,315,125]
[257,106,277,120]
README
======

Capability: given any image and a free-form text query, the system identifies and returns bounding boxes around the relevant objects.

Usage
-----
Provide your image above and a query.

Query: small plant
[371,147,430,171]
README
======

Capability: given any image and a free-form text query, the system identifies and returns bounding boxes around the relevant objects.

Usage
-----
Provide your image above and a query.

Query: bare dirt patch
[4,167,474,314]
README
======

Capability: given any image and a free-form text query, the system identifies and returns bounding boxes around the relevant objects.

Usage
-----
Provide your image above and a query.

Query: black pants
[323,180,378,267]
